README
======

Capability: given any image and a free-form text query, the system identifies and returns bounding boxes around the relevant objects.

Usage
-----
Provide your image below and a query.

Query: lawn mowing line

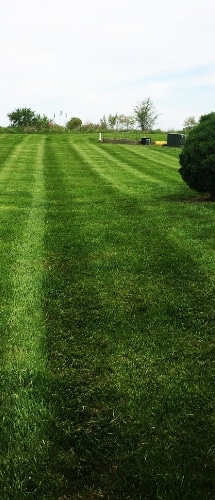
[68,142,133,195]
[1,136,49,495]
[124,145,180,169]
[90,143,169,185]
[97,143,180,177]
[99,145,181,187]
[111,145,180,178]
[95,142,180,169]
[91,142,180,187]
[70,142,168,196]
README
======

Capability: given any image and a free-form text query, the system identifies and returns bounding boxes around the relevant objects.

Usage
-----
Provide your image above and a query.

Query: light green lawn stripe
[6,137,46,371]
[2,136,49,491]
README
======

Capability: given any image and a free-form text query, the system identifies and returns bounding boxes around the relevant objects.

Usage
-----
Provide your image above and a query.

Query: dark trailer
[167,133,186,147]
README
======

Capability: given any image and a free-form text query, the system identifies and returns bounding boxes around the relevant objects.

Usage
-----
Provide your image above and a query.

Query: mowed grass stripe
[0,136,49,497]
[0,135,28,183]
[106,144,184,193]
[69,143,182,196]
[7,138,46,370]
[112,144,181,176]
[69,141,169,196]
[100,141,179,167]
[0,136,41,361]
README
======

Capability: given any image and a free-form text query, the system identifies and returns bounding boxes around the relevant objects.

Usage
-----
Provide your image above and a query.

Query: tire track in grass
[0,136,49,497]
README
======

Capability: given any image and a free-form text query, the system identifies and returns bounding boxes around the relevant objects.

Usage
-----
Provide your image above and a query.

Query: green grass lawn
[0,133,214,499]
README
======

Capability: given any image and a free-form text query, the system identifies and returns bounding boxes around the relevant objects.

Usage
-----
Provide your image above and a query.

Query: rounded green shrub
[179,112,215,200]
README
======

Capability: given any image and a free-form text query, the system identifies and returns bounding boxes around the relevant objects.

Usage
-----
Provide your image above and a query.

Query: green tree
[82,121,99,132]
[183,116,197,132]
[7,107,36,127]
[179,112,215,201]
[34,113,49,131]
[133,97,158,131]
[108,113,118,130]
[99,115,108,131]
[118,114,135,130]
[66,117,82,131]
[7,108,49,131]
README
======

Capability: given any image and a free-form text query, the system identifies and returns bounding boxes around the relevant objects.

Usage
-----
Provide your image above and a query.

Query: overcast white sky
[1,0,215,130]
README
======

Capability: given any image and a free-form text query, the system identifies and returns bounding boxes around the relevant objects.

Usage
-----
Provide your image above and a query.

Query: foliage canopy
[66,116,82,130]
[183,116,197,132]
[8,107,35,127]
[133,97,158,131]
[179,112,215,200]
[7,107,49,131]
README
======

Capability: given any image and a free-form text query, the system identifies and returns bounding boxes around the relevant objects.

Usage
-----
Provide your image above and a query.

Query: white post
[99,132,102,142]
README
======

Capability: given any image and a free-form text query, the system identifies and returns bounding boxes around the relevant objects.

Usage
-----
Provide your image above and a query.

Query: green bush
[179,112,215,200]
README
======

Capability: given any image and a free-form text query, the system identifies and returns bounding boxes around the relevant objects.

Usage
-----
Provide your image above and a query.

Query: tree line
[5,98,198,133]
